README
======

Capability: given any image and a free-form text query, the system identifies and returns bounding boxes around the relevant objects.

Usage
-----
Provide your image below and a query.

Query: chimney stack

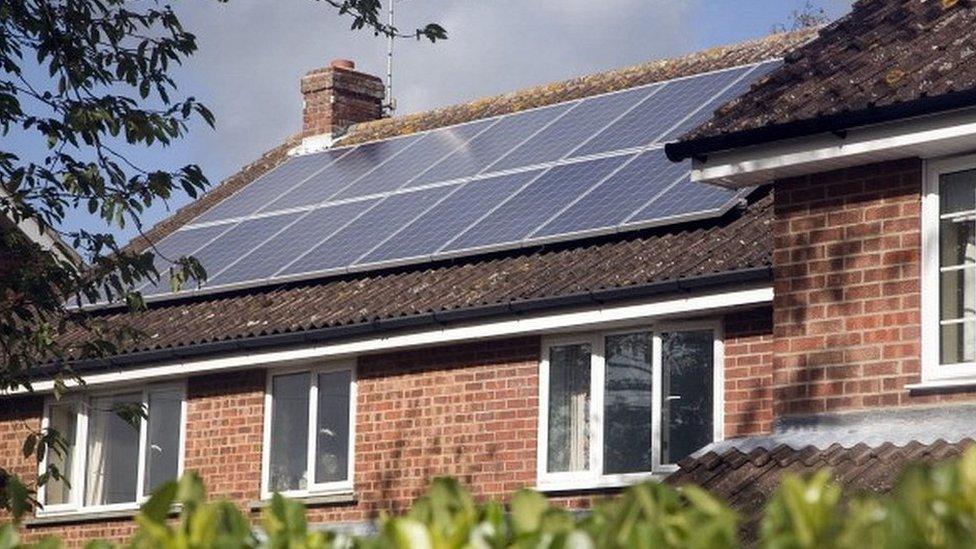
[300,59,385,140]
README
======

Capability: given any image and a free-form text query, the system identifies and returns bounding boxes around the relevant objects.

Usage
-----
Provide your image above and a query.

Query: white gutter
[14,284,772,394]
[692,107,976,187]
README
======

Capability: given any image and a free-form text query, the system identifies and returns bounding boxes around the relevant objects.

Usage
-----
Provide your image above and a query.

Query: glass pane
[547,343,591,473]
[940,169,976,215]
[660,331,714,465]
[143,387,182,495]
[269,373,310,492]
[45,402,76,505]
[315,370,352,484]
[940,269,976,321]
[85,393,141,505]
[604,332,653,474]
[940,217,976,268]
[941,321,976,365]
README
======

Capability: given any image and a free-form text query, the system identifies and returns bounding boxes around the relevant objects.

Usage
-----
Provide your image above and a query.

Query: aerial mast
[385,0,396,115]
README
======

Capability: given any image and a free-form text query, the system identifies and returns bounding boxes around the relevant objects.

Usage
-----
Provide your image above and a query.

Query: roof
[666,439,975,543]
[66,31,818,364]
[668,0,976,160]
[61,191,772,365]
[667,405,976,542]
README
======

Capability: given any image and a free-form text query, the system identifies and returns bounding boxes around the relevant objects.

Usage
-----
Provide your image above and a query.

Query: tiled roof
[666,439,975,543]
[65,191,773,362]
[675,0,976,150]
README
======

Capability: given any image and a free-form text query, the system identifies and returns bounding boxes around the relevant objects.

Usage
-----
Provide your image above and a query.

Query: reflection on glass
[604,332,652,474]
[547,343,591,472]
[940,169,976,215]
[85,393,141,505]
[144,387,182,495]
[269,373,310,492]
[45,403,76,505]
[942,321,976,365]
[315,370,351,484]
[660,331,713,465]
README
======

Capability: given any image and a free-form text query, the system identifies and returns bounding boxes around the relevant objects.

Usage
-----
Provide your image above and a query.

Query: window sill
[906,377,976,392]
[27,504,180,527]
[536,473,669,494]
[249,491,356,511]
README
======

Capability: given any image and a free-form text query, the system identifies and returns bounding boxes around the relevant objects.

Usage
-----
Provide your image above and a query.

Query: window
[923,156,976,382]
[37,384,186,515]
[262,362,356,499]
[537,323,721,490]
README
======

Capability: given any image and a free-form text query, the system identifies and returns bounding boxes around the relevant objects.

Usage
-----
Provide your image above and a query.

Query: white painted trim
[921,154,976,384]
[536,322,723,491]
[23,285,771,394]
[36,382,187,518]
[691,108,976,187]
[261,360,356,501]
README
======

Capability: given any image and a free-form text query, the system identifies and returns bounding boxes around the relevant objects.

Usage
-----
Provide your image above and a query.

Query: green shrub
[5,448,976,548]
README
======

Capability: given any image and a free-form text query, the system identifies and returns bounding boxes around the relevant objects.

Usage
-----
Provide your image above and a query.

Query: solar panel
[193,149,346,224]
[332,119,498,200]
[532,150,688,237]
[572,66,752,157]
[359,170,543,265]
[267,133,422,211]
[485,85,663,173]
[279,185,454,277]
[207,199,379,286]
[409,103,574,187]
[443,155,629,253]
[129,59,780,301]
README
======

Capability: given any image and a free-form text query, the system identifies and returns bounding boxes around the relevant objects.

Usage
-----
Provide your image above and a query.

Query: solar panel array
[131,60,780,300]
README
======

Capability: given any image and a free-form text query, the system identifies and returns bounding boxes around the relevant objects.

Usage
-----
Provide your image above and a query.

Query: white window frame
[922,153,976,383]
[536,320,723,491]
[36,382,187,517]
[260,360,357,500]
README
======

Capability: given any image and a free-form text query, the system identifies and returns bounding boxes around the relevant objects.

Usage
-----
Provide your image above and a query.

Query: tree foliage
[6,449,976,548]
[0,0,442,515]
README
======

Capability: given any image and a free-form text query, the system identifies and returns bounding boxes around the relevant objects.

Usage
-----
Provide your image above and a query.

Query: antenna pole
[385,0,396,114]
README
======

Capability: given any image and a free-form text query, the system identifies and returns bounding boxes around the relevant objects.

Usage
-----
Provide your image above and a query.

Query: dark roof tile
[678,0,976,147]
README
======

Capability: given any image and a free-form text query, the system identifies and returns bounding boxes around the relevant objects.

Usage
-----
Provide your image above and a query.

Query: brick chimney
[300,59,385,139]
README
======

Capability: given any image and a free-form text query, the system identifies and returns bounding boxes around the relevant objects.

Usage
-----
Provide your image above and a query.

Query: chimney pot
[300,58,384,141]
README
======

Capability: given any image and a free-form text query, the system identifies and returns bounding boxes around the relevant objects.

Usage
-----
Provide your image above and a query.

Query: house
[1,0,975,543]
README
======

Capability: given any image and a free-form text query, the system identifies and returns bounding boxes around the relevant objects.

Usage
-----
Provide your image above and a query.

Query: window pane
[45,403,76,505]
[85,393,141,505]
[269,373,310,492]
[940,169,976,215]
[941,321,976,365]
[315,370,351,484]
[940,269,976,321]
[604,332,652,474]
[143,387,182,495]
[547,343,591,473]
[940,218,975,267]
[660,331,713,465]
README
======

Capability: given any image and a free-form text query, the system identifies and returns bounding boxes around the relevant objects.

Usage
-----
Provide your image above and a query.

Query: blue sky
[9,0,852,249]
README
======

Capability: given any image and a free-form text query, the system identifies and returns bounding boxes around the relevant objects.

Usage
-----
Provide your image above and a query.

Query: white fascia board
[693,108,976,187]
[15,284,772,394]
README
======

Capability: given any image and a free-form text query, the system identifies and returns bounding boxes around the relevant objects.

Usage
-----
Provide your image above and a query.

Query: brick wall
[772,158,976,416]
[4,315,763,544]
[724,307,775,437]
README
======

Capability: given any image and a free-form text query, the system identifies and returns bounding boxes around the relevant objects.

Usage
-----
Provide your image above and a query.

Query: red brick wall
[724,307,774,437]
[5,317,763,544]
[772,158,976,416]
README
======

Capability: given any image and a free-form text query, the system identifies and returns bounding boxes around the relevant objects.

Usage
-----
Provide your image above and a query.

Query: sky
[15,0,852,248]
